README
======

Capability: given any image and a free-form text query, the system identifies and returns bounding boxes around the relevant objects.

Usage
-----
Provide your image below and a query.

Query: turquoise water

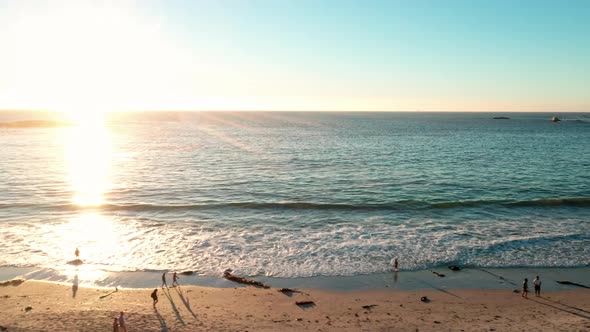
[0,111,589,281]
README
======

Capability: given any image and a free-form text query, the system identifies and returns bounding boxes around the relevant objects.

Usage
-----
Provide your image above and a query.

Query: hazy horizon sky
[0,0,589,113]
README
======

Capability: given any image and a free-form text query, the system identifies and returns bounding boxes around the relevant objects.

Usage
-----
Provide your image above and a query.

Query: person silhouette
[112,317,119,332]
[172,272,179,287]
[118,312,127,332]
[533,276,541,297]
[151,289,158,307]
[75,248,80,258]
[521,278,529,299]
[161,272,167,289]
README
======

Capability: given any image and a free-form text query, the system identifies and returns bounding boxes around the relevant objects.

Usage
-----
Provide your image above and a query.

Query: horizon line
[1,109,589,113]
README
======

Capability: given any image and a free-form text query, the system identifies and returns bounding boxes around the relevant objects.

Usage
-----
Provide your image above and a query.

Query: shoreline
[1,266,589,292]
[1,279,589,331]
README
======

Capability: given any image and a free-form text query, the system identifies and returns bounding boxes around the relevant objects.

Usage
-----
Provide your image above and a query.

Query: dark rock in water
[432,271,445,277]
[556,280,590,289]
[0,278,25,287]
[223,270,270,289]
[551,116,561,122]
[493,117,510,120]
[67,259,84,266]
[448,265,461,271]
[180,271,194,276]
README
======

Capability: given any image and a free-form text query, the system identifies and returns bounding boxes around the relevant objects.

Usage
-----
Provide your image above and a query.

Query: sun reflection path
[50,116,121,284]
[61,115,112,206]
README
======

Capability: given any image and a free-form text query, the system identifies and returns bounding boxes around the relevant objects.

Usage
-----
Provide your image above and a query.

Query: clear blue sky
[0,0,588,111]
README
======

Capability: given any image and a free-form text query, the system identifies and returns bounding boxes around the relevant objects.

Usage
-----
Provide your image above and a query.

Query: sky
[0,0,588,112]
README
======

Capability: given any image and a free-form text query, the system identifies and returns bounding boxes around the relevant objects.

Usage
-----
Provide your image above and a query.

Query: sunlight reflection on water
[60,119,113,207]
[48,119,122,283]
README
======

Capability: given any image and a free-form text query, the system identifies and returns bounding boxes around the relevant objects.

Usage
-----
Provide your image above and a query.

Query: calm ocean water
[1,111,589,280]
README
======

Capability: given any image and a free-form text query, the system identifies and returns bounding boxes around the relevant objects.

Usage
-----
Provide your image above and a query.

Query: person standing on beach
[151,289,159,307]
[172,272,179,287]
[521,278,528,298]
[394,258,399,272]
[533,276,541,297]
[118,312,127,332]
[112,317,119,332]
[75,247,79,258]
[161,272,167,289]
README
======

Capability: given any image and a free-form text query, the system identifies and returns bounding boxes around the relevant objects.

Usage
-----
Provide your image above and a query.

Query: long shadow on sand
[416,277,462,299]
[154,307,168,332]
[174,286,197,319]
[474,267,518,286]
[539,296,590,315]
[72,275,79,298]
[163,288,186,325]
[529,298,590,320]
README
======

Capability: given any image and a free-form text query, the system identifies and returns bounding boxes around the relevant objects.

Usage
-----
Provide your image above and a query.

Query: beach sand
[1,279,589,331]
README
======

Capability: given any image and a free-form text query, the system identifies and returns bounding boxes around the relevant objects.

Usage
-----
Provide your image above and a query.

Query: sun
[61,106,107,127]
[3,2,190,115]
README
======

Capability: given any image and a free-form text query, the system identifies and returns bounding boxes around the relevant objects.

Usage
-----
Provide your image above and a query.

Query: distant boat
[551,116,561,122]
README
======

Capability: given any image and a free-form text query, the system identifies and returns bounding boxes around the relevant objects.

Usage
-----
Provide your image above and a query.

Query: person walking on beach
[394,258,399,272]
[75,247,80,258]
[521,278,528,299]
[172,272,179,287]
[161,272,167,289]
[118,312,127,332]
[151,288,159,307]
[533,276,541,297]
[112,317,119,332]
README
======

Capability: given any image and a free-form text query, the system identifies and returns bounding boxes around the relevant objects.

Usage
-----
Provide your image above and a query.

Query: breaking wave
[2,197,588,212]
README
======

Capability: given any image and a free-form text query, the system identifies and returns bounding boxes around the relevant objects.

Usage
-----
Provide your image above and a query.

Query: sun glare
[4,2,190,114]
[61,119,112,207]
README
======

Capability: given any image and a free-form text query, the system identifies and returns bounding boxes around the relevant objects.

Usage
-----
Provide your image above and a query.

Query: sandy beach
[1,279,589,332]
[1,0,590,328]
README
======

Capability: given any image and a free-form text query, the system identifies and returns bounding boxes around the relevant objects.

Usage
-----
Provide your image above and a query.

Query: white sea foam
[1,212,588,278]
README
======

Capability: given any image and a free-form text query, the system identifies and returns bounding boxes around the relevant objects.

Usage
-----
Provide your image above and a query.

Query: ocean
[1,111,589,286]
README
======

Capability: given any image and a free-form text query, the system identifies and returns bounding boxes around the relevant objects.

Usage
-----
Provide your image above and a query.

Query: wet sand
[1,279,589,331]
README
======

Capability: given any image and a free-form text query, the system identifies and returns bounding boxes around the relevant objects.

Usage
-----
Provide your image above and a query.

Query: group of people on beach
[112,312,126,332]
[162,271,180,289]
[72,248,183,330]
[150,271,180,307]
[111,272,180,331]
[108,255,542,331]
[521,275,542,298]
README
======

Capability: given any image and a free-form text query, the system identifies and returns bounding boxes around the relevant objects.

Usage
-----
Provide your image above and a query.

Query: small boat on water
[551,116,561,122]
